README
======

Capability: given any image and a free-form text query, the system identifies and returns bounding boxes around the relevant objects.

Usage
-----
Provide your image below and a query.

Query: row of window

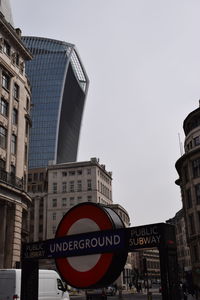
[2,72,20,98]
[51,168,111,185]
[186,136,200,151]
[1,38,24,72]
[28,172,45,182]
[1,69,30,112]
[0,158,16,175]
[0,98,18,124]
[50,180,112,199]
[0,126,28,169]
[188,211,200,237]
[52,179,92,193]
[51,195,92,208]
[177,247,190,259]
[52,168,91,178]
[0,125,17,153]
[186,184,200,208]
[183,158,200,182]
[98,170,111,185]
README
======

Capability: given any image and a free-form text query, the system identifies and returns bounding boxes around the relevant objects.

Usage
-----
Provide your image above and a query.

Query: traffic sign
[22,228,125,259]
[55,202,128,288]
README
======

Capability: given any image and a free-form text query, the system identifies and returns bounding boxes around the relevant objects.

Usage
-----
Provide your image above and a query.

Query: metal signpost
[21,203,180,300]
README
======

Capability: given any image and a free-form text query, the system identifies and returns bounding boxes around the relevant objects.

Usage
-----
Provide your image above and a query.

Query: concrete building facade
[0,9,32,267]
[28,158,113,241]
[176,104,200,288]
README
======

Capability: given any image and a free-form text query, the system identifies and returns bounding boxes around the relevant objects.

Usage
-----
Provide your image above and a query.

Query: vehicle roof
[0,269,58,274]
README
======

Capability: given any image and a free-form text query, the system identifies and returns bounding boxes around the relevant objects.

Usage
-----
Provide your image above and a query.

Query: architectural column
[34,197,40,241]
[12,204,23,267]
[4,203,15,267]
[4,203,22,267]
[0,202,7,268]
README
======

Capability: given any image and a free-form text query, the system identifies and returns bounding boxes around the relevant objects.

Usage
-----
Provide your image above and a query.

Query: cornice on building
[0,12,32,60]
[47,158,113,179]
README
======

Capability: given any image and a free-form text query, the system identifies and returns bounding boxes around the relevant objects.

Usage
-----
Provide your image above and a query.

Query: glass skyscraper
[22,36,89,168]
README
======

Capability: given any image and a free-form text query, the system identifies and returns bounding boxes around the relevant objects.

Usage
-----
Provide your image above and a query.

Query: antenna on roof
[178,133,183,156]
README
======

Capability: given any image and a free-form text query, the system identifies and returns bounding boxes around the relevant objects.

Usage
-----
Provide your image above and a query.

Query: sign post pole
[21,257,39,300]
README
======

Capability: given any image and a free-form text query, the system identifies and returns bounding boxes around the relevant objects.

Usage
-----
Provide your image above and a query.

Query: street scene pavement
[70,287,162,300]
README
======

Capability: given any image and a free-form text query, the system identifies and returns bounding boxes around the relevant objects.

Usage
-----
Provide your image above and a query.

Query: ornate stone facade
[0,11,32,268]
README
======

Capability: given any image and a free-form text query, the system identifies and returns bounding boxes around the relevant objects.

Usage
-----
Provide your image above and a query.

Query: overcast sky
[10,0,200,226]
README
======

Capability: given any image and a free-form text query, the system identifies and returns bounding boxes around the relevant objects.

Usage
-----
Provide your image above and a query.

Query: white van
[0,269,70,300]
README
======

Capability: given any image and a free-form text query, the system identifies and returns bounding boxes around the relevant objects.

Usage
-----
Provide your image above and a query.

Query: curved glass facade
[22,37,89,168]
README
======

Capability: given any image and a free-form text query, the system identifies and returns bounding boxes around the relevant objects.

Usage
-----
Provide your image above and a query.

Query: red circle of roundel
[55,203,114,288]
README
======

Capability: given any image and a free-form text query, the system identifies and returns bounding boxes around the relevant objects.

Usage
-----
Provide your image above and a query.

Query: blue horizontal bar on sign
[22,228,126,259]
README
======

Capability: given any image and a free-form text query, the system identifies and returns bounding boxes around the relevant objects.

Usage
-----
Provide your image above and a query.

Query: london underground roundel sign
[55,202,128,289]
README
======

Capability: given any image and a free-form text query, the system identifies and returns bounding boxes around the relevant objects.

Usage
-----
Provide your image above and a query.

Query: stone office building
[27,158,132,289]
[27,158,113,241]
[176,104,200,289]
[0,3,32,268]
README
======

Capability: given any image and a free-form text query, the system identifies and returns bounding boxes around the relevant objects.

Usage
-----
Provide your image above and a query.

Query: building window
[87,195,92,202]
[62,171,67,177]
[69,181,74,192]
[87,179,92,191]
[10,164,15,176]
[194,136,200,146]
[0,98,8,117]
[193,245,199,262]
[62,182,67,193]
[77,170,82,175]
[77,196,82,203]
[24,144,28,165]
[25,120,29,136]
[13,83,20,99]
[12,108,18,125]
[26,97,30,111]
[39,224,43,233]
[53,172,57,178]
[52,212,56,220]
[87,168,91,175]
[53,183,57,193]
[195,184,200,205]
[3,40,11,56]
[2,72,10,90]
[192,158,200,178]
[11,134,17,154]
[38,184,42,192]
[28,173,32,182]
[69,171,75,176]
[39,173,44,181]
[52,226,56,234]
[33,173,38,181]
[186,189,192,209]
[52,198,57,207]
[62,198,67,207]
[70,197,74,206]
[77,180,82,191]
[0,159,5,170]
[16,53,19,66]
[189,214,195,235]
[0,126,7,149]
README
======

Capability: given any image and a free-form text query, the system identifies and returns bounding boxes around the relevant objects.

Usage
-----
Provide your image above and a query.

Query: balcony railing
[0,169,24,190]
